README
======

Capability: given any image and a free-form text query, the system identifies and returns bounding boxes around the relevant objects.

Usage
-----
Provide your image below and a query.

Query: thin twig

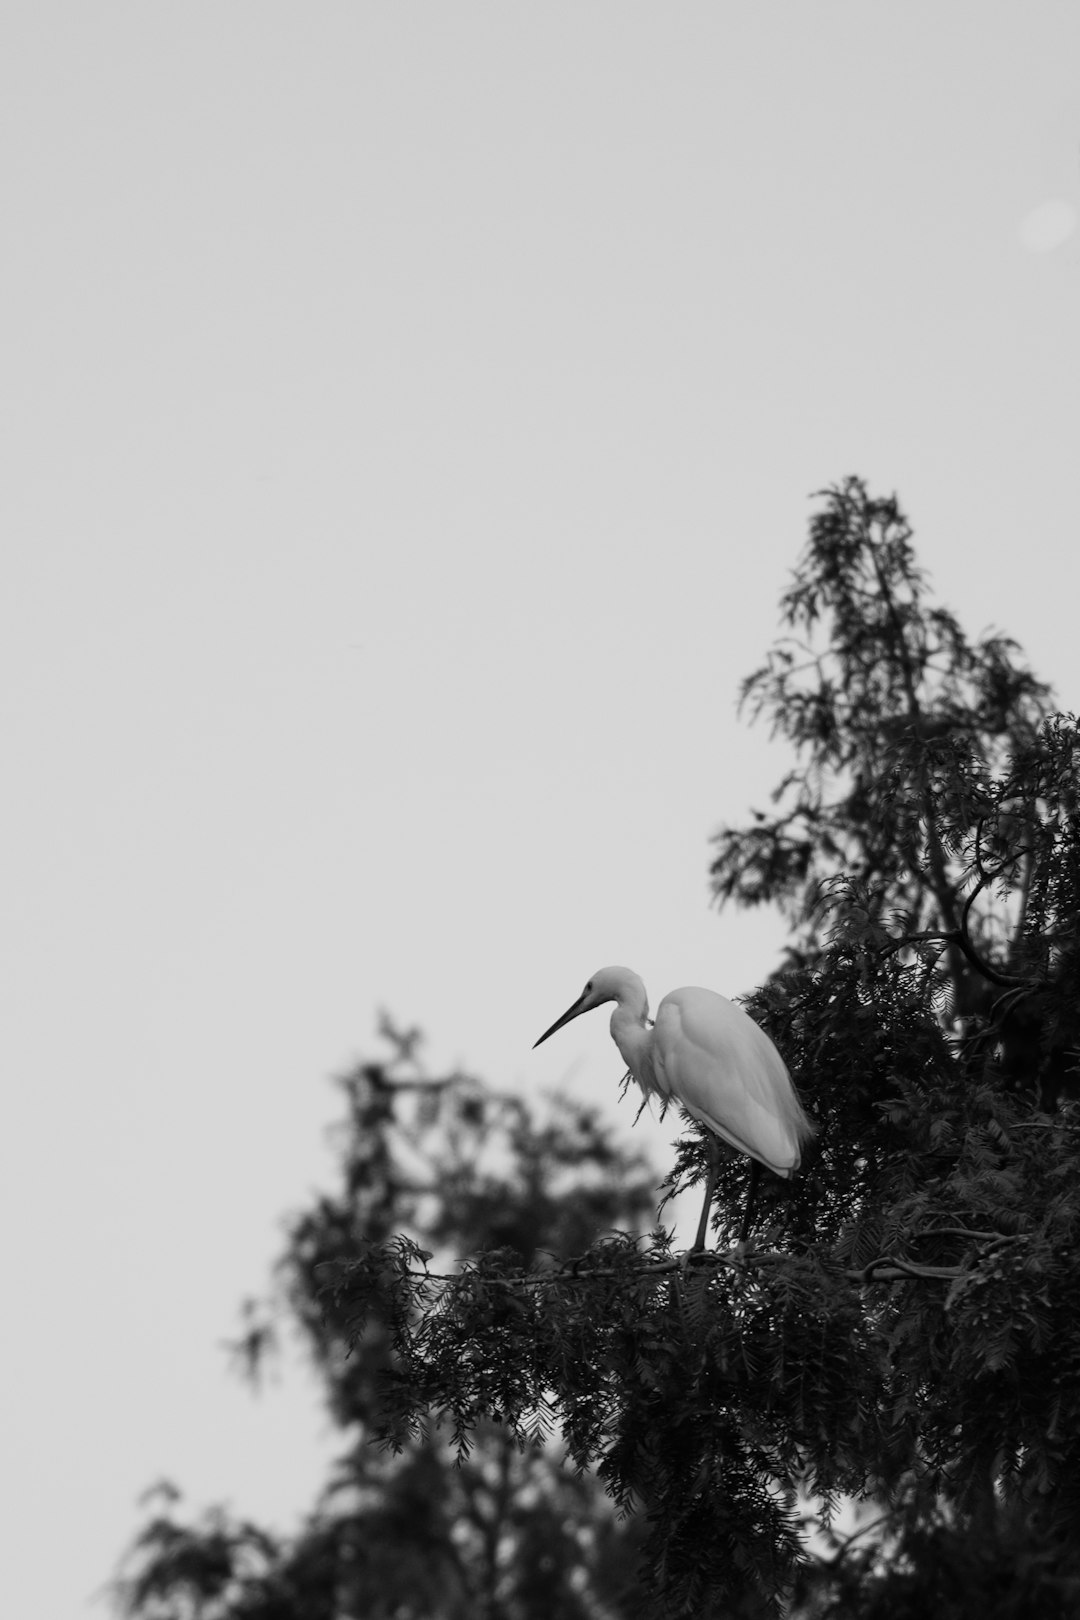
[328,1245,990,1292]
[907,1227,1014,1243]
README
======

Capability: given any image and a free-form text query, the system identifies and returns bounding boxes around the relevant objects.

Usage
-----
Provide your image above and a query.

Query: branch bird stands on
[534,967,814,1249]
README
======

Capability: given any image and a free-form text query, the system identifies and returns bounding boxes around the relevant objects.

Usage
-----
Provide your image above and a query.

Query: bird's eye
[585,981,593,993]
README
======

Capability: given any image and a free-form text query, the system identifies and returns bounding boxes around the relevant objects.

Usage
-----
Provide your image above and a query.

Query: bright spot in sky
[1018,197,1078,252]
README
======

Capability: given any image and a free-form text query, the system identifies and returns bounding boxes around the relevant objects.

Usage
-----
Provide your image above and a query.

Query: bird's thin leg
[692,1137,719,1252]
[738,1160,762,1244]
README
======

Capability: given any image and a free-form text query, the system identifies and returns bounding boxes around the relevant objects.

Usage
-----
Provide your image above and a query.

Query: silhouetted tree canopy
[115,479,1080,1619]
[114,1037,660,1620]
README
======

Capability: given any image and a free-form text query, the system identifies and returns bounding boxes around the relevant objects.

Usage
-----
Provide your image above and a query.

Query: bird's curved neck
[609,979,650,1073]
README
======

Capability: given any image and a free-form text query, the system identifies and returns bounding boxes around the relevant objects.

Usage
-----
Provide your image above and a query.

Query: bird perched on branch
[534,966,814,1248]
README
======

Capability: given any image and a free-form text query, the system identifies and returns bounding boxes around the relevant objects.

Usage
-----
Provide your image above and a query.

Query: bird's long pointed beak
[533,993,590,1049]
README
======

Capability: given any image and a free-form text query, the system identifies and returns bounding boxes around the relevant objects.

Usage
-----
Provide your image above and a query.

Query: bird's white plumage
[534,966,813,1178]
[650,989,806,1175]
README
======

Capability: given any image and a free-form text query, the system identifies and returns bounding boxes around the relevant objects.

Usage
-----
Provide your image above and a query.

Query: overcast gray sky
[2,5,1079,1614]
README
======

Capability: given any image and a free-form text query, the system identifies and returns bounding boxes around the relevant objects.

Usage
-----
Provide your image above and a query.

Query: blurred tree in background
[116,479,1080,1618]
[113,1029,660,1619]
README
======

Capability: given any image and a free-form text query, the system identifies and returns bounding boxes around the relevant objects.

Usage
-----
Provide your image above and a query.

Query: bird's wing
[652,989,811,1176]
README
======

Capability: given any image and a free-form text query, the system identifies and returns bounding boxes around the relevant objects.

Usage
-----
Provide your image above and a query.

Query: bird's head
[533,966,641,1048]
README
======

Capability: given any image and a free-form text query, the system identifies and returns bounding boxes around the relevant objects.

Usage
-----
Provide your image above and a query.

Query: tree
[118,478,1080,1618]
[113,1023,661,1620]
[304,480,1080,1617]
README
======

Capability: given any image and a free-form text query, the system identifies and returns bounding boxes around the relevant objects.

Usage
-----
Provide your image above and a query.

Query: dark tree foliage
[118,478,1080,1619]
[113,1027,661,1620]
[305,480,1080,1617]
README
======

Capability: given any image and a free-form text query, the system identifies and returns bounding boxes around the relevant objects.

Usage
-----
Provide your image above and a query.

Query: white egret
[534,966,814,1248]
